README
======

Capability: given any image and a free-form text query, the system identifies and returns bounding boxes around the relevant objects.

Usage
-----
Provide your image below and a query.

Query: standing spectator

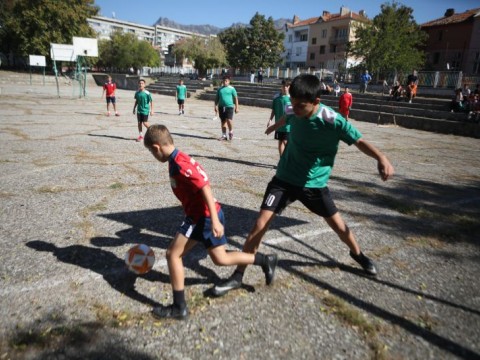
[101,75,119,116]
[406,70,418,103]
[132,79,153,142]
[257,67,264,84]
[338,86,353,120]
[250,70,255,83]
[176,79,187,115]
[359,70,372,93]
[214,76,239,141]
[333,81,341,97]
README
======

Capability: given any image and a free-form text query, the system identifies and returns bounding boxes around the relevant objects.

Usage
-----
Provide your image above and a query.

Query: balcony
[329,36,348,45]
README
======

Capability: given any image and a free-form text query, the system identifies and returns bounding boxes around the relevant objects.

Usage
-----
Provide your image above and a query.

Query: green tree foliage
[97,31,161,71]
[173,36,226,76]
[348,1,427,77]
[218,13,284,70]
[0,0,98,60]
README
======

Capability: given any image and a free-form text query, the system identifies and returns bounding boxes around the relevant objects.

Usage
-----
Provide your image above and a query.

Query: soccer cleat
[218,135,227,141]
[350,251,377,276]
[179,111,182,115]
[115,112,120,116]
[152,305,188,320]
[262,254,278,285]
[182,110,184,114]
[229,132,233,140]
[107,111,111,116]
[136,135,143,142]
[212,277,242,297]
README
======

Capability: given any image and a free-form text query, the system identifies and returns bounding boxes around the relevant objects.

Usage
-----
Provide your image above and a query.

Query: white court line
[0,224,360,296]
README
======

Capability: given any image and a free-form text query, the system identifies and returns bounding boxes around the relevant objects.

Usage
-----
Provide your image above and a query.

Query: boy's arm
[133,100,137,114]
[267,109,275,126]
[101,87,105,98]
[200,184,224,238]
[234,96,239,113]
[354,138,394,181]
[265,116,286,135]
[149,99,153,115]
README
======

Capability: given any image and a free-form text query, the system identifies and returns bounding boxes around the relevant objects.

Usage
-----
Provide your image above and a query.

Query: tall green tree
[97,31,161,71]
[173,36,226,76]
[348,1,427,77]
[218,13,284,70]
[0,0,98,63]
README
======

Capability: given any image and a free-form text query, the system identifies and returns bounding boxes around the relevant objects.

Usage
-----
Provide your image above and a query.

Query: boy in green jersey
[133,79,153,142]
[212,74,394,297]
[214,76,239,141]
[176,79,187,115]
[267,79,291,156]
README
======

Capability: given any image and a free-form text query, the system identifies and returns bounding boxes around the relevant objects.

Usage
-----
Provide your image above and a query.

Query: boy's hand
[378,158,394,181]
[212,221,224,238]
[132,109,136,115]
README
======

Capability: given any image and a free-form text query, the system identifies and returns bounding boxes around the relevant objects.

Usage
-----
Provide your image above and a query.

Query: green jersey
[134,90,152,115]
[276,104,362,188]
[271,94,291,133]
[176,85,187,100]
[215,85,237,108]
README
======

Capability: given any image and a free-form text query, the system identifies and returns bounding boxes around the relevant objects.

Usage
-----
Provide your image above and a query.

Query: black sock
[253,253,266,266]
[173,290,186,310]
[232,270,244,282]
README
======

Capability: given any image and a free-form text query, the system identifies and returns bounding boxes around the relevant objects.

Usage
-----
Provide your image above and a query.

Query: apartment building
[306,7,368,73]
[283,16,320,68]
[421,8,480,74]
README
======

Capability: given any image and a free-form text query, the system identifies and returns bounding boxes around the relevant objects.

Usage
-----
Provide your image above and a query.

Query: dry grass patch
[37,185,64,194]
[2,127,30,140]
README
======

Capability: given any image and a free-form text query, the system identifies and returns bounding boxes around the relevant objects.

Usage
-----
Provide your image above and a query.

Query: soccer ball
[125,244,155,274]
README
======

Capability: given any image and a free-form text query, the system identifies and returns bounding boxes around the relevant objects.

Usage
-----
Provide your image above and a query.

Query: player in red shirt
[338,86,353,120]
[143,124,278,320]
[101,75,119,116]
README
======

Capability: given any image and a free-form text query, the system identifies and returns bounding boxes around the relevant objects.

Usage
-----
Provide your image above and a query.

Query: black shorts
[106,96,116,104]
[274,132,289,141]
[218,107,234,122]
[177,99,185,105]
[137,113,149,123]
[260,176,338,218]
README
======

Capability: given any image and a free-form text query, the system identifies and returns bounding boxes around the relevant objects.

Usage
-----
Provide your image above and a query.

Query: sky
[93,0,480,28]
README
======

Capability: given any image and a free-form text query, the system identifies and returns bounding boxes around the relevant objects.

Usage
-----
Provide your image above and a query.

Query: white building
[282,15,320,69]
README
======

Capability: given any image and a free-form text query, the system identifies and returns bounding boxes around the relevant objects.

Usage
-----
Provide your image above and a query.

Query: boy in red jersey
[338,86,353,120]
[143,124,278,320]
[101,75,119,116]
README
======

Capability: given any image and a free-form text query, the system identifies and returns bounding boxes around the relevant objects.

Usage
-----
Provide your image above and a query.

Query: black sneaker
[152,305,188,320]
[350,251,377,276]
[212,277,242,297]
[262,254,278,285]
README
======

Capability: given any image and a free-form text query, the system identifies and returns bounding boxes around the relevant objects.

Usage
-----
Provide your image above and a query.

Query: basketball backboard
[50,44,75,62]
[73,37,98,57]
[29,55,46,67]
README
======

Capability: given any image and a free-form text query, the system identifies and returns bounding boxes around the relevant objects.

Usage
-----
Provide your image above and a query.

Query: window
[288,34,293,43]
[438,30,443,41]
[300,34,308,41]
[322,29,327,38]
[295,47,302,56]
[310,53,315,60]
[319,45,325,54]
[330,45,337,53]
[473,52,480,74]
[312,37,317,45]
[433,52,440,64]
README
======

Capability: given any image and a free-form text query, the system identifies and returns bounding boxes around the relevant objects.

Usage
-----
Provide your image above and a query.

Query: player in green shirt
[176,79,187,115]
[213,74,395,297]
[214,76,239,141]
[267,80,291,157]
[133,79,153,142]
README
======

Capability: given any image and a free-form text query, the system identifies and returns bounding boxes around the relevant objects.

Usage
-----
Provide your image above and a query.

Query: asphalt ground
[0,76,479,359]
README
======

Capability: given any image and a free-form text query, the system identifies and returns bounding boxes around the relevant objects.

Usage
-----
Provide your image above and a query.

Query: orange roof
[288,11,368,28]
[421,8,480,27]
[289,16,321,28]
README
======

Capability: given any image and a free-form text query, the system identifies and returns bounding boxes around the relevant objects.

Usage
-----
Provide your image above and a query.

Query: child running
[143,124,278,319]
[267,79,291,156]
[133,79,153,142]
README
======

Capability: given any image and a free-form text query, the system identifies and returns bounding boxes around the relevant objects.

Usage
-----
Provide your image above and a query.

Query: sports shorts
[177,209,227,248]
[177,99,185,105]
[106,96,116,104]
[137,113,149,123]
[274,131,289,141]
[260,176,338,218]
[218,106,234,122]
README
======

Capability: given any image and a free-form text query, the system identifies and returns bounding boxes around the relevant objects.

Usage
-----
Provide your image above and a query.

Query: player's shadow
[189,154,276,170]
[170,132,215,141]
[88,133,134,141]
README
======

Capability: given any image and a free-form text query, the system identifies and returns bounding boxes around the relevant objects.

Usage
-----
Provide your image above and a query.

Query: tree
[0,0,98,65]
[347,1,427,78]
[218,13,284,70]
[97,30,161,72]
[173,36,226,76]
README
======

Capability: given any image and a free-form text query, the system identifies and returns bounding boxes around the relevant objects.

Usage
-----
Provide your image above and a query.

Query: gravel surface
[0,75,479,359]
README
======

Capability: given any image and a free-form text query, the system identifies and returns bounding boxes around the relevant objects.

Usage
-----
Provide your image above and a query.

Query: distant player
[102,75,119,116]
[132,79,153,142]
[176,79,187,115]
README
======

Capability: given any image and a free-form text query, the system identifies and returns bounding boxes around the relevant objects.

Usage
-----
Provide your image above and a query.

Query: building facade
[421,8,480,74]
[282,16,319,69]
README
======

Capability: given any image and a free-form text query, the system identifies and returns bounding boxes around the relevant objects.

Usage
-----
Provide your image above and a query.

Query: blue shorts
[177,209,227,248]
[260,176,338,218]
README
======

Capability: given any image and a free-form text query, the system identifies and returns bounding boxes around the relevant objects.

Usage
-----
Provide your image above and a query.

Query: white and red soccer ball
[125,244,155,274]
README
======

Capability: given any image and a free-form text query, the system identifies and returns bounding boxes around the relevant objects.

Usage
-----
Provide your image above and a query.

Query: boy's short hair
[222,75,230,80]
[281,79,291,86]
[144,124,174,148]
[289,74,322,102]
[139,78,146,83]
